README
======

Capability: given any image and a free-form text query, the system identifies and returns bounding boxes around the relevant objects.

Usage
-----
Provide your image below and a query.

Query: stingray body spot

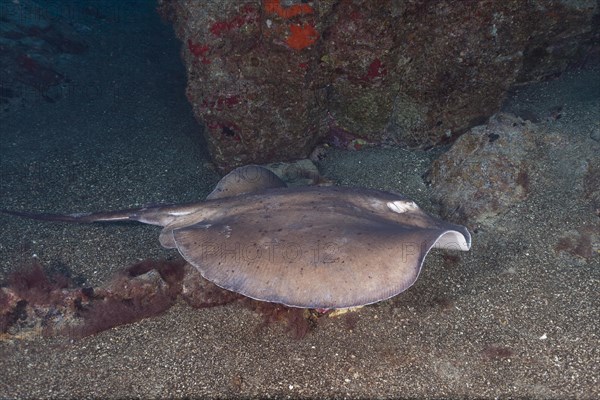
[387,200,418,214]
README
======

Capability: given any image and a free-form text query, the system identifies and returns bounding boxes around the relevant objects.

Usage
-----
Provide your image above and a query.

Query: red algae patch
[0,258,326,340]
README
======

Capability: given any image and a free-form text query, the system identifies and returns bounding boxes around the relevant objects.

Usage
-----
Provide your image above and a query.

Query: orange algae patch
[264,0,313,19]
[287,23,319,50]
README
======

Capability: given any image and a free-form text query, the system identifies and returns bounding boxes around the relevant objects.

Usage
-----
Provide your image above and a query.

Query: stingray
[1,165,471,309]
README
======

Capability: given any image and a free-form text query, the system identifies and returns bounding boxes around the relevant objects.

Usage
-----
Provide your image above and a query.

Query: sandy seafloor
[0,2,599,399]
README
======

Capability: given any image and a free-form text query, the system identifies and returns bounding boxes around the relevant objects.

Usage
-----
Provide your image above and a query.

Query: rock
[0,259,186,339]
[426,113,535,225]
[264,159,322,186]
[159,0,328,172]
[159,0,599,171]
[0,0,88,114]
[98,269,171,300]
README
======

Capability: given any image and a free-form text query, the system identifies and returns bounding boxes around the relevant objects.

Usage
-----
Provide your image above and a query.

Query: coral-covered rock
[159,0,599,171]
[159,0,328,171]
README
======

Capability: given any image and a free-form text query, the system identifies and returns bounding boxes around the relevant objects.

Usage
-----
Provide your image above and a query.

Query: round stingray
[173,186,471,309]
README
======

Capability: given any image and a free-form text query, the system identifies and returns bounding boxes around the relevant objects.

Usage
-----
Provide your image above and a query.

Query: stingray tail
[0,203,193,226]
[0,208,144,224]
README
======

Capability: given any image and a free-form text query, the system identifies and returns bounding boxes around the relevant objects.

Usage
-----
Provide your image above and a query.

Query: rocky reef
[158,0,599,171]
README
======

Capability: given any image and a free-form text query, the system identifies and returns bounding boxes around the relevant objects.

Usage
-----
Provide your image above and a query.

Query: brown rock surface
[159,0,599,171]
[427,113,535,225]
[427,111,600,241]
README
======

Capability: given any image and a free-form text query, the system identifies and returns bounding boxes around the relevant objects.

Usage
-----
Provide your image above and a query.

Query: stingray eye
[387,200,418,214]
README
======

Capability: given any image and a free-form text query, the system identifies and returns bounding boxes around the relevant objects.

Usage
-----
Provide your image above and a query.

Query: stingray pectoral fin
[172,209,457,309]
[159,228,176,249]
[431,226,471,251]
[206,165,287,200]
